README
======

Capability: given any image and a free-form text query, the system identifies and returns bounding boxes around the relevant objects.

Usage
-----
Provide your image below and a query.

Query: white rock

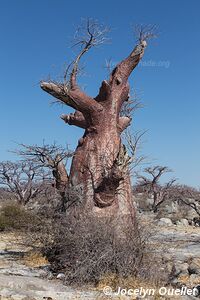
[176,219,189,226]
[56,272,65,279]
[157,217,173,226]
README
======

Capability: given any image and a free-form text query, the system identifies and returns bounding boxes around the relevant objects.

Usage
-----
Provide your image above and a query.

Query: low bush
[27,212,167,286]
[0,202,39,231]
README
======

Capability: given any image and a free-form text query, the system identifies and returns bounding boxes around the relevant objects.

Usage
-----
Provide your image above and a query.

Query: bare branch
[123,129,147,170]
[144,166,172,183]
[120,90,142,118]
[64,18,110,88]
[108,40,147,88]
[107,24,157,94]
[12,142,73,169]
[134,24,158,43]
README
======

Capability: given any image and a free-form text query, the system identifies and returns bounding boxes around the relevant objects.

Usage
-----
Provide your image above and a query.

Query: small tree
[13,143,73,211]
[0,161,49,205]
[136,166,176,212]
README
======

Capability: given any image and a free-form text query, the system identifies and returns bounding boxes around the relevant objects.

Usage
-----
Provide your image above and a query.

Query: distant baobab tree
[40,19,156,223]
[136,166,176,212]
[14,143,73,210]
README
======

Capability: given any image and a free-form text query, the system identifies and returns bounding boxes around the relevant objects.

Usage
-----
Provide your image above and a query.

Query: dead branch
[65,18,110,88]
[120,90,142,118]
[134,24,158,43]
[123,129,147,170]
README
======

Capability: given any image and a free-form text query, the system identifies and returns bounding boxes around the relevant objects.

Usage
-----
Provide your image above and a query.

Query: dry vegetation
[0,200,168,287]
[33,215,170,287]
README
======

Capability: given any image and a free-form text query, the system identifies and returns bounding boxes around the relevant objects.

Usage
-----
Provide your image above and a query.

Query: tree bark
[41,41,147,223]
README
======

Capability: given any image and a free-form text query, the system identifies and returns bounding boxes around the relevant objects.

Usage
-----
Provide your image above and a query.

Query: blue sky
[0,0,199,186]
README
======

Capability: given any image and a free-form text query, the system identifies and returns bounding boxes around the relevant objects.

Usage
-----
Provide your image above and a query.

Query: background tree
[14,143,73,211]
[0,161,49,205]
[136,166,176,212]
[40,19,156,222]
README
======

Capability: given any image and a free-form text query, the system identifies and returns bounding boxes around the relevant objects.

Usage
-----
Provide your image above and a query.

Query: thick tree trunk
[41,41,147,223]
[68,110,134,220]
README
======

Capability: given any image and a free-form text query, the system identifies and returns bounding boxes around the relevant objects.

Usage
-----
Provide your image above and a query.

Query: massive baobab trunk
[41,24,147,221]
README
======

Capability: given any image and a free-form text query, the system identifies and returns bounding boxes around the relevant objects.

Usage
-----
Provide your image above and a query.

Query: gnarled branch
[61,111,87,129]
[40,81,103,114]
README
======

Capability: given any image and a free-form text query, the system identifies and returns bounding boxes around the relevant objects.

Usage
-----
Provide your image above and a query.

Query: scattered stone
[171,262,189,278]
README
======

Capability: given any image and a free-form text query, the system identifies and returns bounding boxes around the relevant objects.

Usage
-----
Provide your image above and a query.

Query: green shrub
[0,203,39,231]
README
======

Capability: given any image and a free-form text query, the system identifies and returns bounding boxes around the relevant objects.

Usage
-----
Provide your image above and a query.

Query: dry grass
[23,250,49,267]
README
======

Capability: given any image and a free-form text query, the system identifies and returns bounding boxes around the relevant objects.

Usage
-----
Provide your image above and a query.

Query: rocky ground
[142,214,200,298]
[1,217,200,300]
[0,232,102,300]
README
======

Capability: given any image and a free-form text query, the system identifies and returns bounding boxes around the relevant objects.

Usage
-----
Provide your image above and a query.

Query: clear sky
[0,0,199,187]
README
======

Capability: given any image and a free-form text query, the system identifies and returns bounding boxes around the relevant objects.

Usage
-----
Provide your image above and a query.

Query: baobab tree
[169,184,200,217]
[40,20,155,222]
[0,161,49,205]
